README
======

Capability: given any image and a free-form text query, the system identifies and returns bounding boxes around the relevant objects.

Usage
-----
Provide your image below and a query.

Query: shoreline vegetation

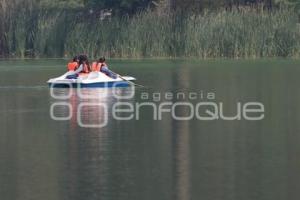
[1,1,300,59]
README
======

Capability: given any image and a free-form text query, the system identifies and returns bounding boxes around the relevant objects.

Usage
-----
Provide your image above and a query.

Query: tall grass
[0,0,74,58]
[1,3,300,59]
[66,7,300,58]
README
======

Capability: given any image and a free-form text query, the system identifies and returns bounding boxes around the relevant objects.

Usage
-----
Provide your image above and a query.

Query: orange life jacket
[92,62,106,72]
[67,62,78,71]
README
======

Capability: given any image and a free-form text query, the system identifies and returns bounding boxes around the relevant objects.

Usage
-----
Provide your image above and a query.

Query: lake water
[1,59,300,200]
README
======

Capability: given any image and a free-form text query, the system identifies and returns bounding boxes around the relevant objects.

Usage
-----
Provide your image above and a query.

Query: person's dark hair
[78,54,87,63]
[98,57,105,63]
[72,56,79,62]
[78,54,91,72]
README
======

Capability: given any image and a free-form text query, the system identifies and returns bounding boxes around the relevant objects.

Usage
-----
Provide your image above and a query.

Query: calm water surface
[0,59,300,200]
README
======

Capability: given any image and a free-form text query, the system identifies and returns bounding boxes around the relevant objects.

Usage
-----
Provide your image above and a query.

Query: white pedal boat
[48,71,136,88]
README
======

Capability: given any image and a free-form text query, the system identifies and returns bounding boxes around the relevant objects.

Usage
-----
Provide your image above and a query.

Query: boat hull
[48,81,131,88]
[47,72,136,88]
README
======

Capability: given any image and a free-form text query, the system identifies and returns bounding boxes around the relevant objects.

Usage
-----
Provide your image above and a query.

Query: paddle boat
[48,71,136,88]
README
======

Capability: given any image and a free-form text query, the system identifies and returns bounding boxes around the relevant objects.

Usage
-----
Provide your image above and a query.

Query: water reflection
[172,65,191,200]
[50,88,135,129]
[49,87,136,200]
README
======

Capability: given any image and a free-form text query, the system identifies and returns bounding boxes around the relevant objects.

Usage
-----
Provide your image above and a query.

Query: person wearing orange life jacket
[65,55,91,79]
[73,54,91,74]
[77,54,91,74]
[67,56,79,71]
[92,57,117,79]
[92,57,106,71]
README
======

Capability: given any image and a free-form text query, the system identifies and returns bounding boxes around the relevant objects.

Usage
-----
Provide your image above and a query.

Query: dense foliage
[84,0,153,14]
[0,0,300,58]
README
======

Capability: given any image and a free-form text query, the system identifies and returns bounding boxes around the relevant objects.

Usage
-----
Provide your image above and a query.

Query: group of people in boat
[66,54,117,79]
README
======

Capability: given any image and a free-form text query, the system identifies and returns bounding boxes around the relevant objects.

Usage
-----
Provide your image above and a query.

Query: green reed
[63,7,300,59]
[1,3,300,59]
